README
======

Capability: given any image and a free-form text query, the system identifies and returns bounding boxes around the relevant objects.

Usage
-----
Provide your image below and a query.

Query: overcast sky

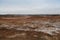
[0,0,60,14]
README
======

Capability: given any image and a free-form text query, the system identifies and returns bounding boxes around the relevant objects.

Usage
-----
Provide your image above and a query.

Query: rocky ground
[0,15,60,40]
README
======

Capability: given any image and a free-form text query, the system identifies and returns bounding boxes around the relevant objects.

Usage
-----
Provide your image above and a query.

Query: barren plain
[0,15,60,40]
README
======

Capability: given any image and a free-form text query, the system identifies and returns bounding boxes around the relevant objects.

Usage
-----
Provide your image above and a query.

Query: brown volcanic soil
[0,15,60,40]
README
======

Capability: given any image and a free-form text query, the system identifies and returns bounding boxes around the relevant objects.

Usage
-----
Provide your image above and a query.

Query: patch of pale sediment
[0,21,60,36]
[52,22,60,27]
[35,27,60,35]
[0,24,20,29]
[7,33,26,38]
[15,28,30,31]
[14,26,60,35]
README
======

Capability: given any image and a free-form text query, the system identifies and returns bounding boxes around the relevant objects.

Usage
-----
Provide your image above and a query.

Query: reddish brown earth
[0,15,60,40]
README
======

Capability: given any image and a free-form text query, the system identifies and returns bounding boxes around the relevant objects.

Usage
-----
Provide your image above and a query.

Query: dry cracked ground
[0,15,60,40]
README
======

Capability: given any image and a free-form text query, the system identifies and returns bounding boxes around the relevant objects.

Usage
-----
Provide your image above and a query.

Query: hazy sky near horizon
[0,0,60,14]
